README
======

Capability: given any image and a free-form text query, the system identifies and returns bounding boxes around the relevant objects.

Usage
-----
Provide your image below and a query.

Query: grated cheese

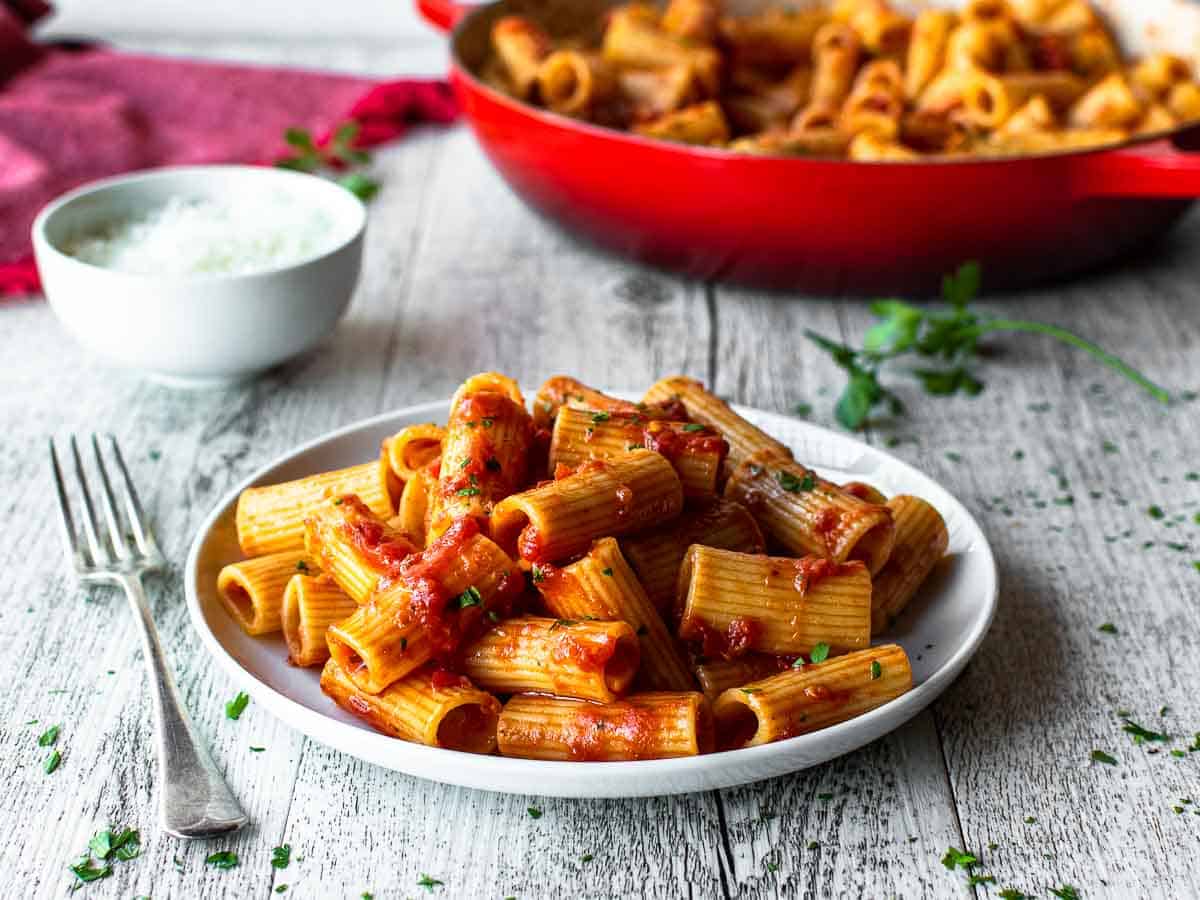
[65,194,339,276]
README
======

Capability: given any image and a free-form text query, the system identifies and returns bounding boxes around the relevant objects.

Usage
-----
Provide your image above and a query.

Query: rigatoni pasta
[712,644,912,748]
[480,0,1200,159]
[217,370,951,760]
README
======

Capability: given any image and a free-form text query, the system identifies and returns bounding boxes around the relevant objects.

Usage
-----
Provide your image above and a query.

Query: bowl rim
[31,163,367,286]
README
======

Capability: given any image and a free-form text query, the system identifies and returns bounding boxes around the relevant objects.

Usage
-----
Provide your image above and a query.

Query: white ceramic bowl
[32,165,366,388]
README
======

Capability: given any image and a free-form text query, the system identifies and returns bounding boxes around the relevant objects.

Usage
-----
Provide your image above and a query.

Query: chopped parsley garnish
[459,457,470,469]
[816,792,834,801]
[44,750,61,774]
[580,854,594,863]
[1024,816,1036,824]
[1102,440,1119,454]
[295,560,309,573]
[740,688,760,695]
[1097,623,1118,634]
[486,610,500,622]
[417,874,444,891]
[945,451,962,463]
[549,619,578,631]
[602,567,614,576]
[682,423,707,433]
[967,875,996,886]
[766,861,779,872]
[456,586,483,609]
[998,890,1029,900]
[1161,706,1171,717]
[531,565,546,583]
[870,660,882,680]
[1122,719,1169,744]
[1091,749,1118,765]
[333,498,343,505]
[527,807,543,819]
[206,850,239,870]
[250,746,265,752]
[940,847,978,870]
[38,724,60,746]
[276,887,288,894]
[794,402,813,417]
[68,858,112,884]
[400,637,408,651]
[778,470,816,493]
[590,412,611,424]
[481,417,495,428]
[1049,887,1080,900]
[271,844,291,869]
[226,692,250,720]
[809,642,831,664]
[457,486,481,497]
[1149,505,1165,520]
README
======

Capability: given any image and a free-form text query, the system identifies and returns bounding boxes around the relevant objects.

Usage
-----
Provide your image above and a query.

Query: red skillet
[417,0,1200,294]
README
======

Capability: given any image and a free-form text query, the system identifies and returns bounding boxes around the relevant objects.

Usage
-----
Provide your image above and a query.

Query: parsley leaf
[456,586,483,609]
[271,844,291,869]
[68,858,112,884]
[998,890,1029,899]
[456,486,481,497]
[1049,887,1080,900]
[1097,623,1118,634]
[870,660,882,680]
[682,423,707,432]
[804,262,1169,429]
[590,412,611,424]
[809,642,831,664]
[226,692,250,720]
[44,750,61,774]
[1122,719,1169,744]
[417,874,444,891]
[206,851,239,870]
[38,724,60,747]
[1091,749,1118,765]
[778,470,816,493]
[527,807,543,819]
[941,847,978,870]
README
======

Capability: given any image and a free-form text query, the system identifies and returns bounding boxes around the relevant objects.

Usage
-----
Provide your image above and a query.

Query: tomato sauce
[341,504,418,578]
[565,703,656,761]
[792,555,847,594]
[680,614,761,660]
[551,632,615,673]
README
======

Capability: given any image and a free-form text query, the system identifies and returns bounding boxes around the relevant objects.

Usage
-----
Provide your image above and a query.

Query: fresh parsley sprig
[276,122,380,202]
[805,262,1171,431]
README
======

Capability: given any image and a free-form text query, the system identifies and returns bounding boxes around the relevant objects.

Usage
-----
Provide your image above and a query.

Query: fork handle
[119,574,249,839]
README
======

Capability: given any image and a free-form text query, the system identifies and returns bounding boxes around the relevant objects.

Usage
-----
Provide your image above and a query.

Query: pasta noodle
[282,574,357,667]
[712,644,912,748]
[871,495,949,633]
[497,692,714,760]
[677,545,872,658]
[303,495,418,604]
[321,659,501,754]
[477,0,1200,159]
[217,550,311,635]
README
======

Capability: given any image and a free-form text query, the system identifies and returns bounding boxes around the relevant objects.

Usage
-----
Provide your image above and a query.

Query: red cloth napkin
[0,2,458,296]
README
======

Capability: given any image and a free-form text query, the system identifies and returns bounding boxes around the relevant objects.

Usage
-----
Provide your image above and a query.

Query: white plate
[185,397,997,798]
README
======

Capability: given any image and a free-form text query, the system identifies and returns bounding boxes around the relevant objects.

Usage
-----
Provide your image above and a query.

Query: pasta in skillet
[216,372,950,759]
[479,0,1200,159]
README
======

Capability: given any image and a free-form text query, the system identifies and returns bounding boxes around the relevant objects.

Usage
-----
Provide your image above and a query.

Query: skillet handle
[1075,140,1200,198]
[416,0,472,31]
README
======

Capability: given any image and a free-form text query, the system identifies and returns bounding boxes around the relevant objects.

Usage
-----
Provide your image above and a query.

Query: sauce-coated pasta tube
[716,8,828,67]
[491,450,684,563]
[283,574,357,667]
[643,376,792,467]
[321,659,501,754]
[497,692,713,760]
[463,615,640,703]
[678,545,872,658]
[848,131,919,160]
[549,406,728,497]
[843,1,910,58]
[236,459,394,556]
[871,495,948,633]
[535,537,694,691]
[724,451,895,573]
[620,497,765,613]
[491,15,551,99]
[326,519,524,693]
[661,0,719,44]
[603,6,721,94]
[808,21,861,108]
[537,51,616,119]
[1130,54,1193,100]
[429,372,533,538]
[617,65,702,120]
[694,654,791,701]
[395,467,434,549]
[384,424,444,482]
[905,9,955,99]
[634,101,730,145]
[304,495,419,604]
[217,550,312,635]
[1070,72,1142,129]
[533,375,685,432]
[712,644,911,748]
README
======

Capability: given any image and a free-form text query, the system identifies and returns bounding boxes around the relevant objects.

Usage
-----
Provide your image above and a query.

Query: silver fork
[50,435,248,839]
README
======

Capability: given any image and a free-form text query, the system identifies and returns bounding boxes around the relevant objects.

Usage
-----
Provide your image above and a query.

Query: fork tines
[49,435,163,575]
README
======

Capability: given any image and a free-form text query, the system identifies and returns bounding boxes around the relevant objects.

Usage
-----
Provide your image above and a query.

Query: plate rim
[184,396,998,796]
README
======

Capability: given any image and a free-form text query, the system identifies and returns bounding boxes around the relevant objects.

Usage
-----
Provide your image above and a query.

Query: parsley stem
[977,319,1171,404]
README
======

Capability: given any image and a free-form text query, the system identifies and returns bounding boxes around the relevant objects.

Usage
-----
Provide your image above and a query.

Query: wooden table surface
[5,38,1200,900]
